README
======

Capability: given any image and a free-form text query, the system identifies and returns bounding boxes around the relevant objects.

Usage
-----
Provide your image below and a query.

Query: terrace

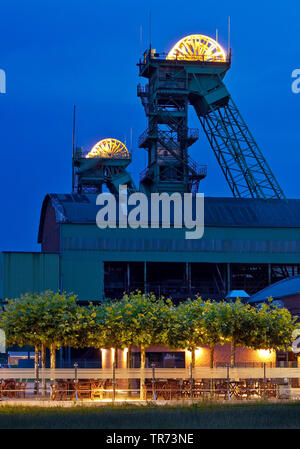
[0,364,297,404]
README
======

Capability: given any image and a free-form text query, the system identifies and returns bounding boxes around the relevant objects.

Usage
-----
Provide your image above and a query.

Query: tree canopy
[0,291,297,369]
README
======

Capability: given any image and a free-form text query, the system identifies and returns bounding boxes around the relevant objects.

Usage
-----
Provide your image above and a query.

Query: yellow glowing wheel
[166,34,226,62]
[86,138,129,159]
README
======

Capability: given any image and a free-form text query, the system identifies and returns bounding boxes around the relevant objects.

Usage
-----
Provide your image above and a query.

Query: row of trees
[0,291,297,371]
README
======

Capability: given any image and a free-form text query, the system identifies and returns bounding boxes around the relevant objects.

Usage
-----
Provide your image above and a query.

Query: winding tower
[138,35,285,199]
[72,138,136,194]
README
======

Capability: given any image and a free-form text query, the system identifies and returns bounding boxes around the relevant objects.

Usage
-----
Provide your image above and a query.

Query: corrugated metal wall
[0,252,59,300]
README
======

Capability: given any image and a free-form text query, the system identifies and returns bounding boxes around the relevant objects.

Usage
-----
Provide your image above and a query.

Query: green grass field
[0,402,300,429]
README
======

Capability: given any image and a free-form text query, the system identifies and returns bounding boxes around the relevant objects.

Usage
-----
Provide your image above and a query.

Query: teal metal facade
[2,194,300,303]
[0,252,59,301]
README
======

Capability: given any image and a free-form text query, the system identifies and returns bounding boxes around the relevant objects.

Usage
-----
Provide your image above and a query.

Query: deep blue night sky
[0,0,299,252]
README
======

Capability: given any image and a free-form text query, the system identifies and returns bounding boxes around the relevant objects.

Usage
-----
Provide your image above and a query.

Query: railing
[81,151,132,160]
[156,131,207,179]
[2,366,300,380]
[138,128,200,148]
[188,160,207,178]
[139,50,231,70]
[0,366,297,401]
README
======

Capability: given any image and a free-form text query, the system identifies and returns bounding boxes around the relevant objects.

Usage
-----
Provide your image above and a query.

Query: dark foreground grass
[0,401,300,429]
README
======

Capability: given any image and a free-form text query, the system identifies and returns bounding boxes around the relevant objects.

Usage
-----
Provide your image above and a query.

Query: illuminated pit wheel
[166,34,226,62]
[86,138,129,159]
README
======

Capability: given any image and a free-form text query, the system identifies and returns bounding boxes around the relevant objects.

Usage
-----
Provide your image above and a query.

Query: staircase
[157,130,207,181]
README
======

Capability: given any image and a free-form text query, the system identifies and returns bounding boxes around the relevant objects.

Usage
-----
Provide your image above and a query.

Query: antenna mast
[72,105,76,192]
[149,11,152,50]
[140,25,143,59]
[228,16,231,54]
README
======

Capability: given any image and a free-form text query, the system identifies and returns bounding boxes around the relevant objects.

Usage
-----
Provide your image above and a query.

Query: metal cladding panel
[1,252,59,300]
[60,252,102,302]
[56,224,300,303]
[60,224,300,261]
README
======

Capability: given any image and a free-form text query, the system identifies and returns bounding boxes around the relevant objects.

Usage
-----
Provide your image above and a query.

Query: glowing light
[111,347,116,364]
[257,349,274,361]
[185,348,204,364]
[86,138,129,159]
[100,348,106,368]
[185,349,192,364]
[123,348,128,363]
[195,347,203,359]
[166,34,226,62]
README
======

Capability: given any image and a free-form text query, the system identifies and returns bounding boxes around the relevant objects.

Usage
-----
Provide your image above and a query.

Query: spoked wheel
[166,34,227,62]
[86,138,129,159]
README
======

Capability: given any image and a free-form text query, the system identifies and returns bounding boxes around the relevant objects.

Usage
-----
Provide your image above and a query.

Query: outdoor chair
[102,379,113,398]
[91,381,104,400]
[145,379,154,400]
[193,381,207,398]
[155,379,181,400]
[153,380,169,400]
[228,381,245,399]
[214,381,229,400]
[245,380,259,399]
[181,380,191,399]
[51,381,70,400]
[263,381,278,398]
[75,381,91,400]
[15,381,27,398]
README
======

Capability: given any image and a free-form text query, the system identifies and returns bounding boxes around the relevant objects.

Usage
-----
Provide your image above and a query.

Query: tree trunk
[127,346,132,369]
[140,345,146,400]
[34,346,39,395]
[191,349,196,368]
[41,344,47,396]
[114,347,118,369]
[127,345,132,397]
[230,339,236,367]
[50,344,56,369]
[209,344,215,369]
[209,344,215,394]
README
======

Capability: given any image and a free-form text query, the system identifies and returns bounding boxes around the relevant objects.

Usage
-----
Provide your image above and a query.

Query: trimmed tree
[251,300,298,352]
[0,291,80,368]
[166,298,206,367]
[202,300,226,368]
[119,292,174,399]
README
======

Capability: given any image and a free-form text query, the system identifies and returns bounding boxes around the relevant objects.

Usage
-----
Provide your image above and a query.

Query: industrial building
[1,34,299,367]
[2,195,300,304]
